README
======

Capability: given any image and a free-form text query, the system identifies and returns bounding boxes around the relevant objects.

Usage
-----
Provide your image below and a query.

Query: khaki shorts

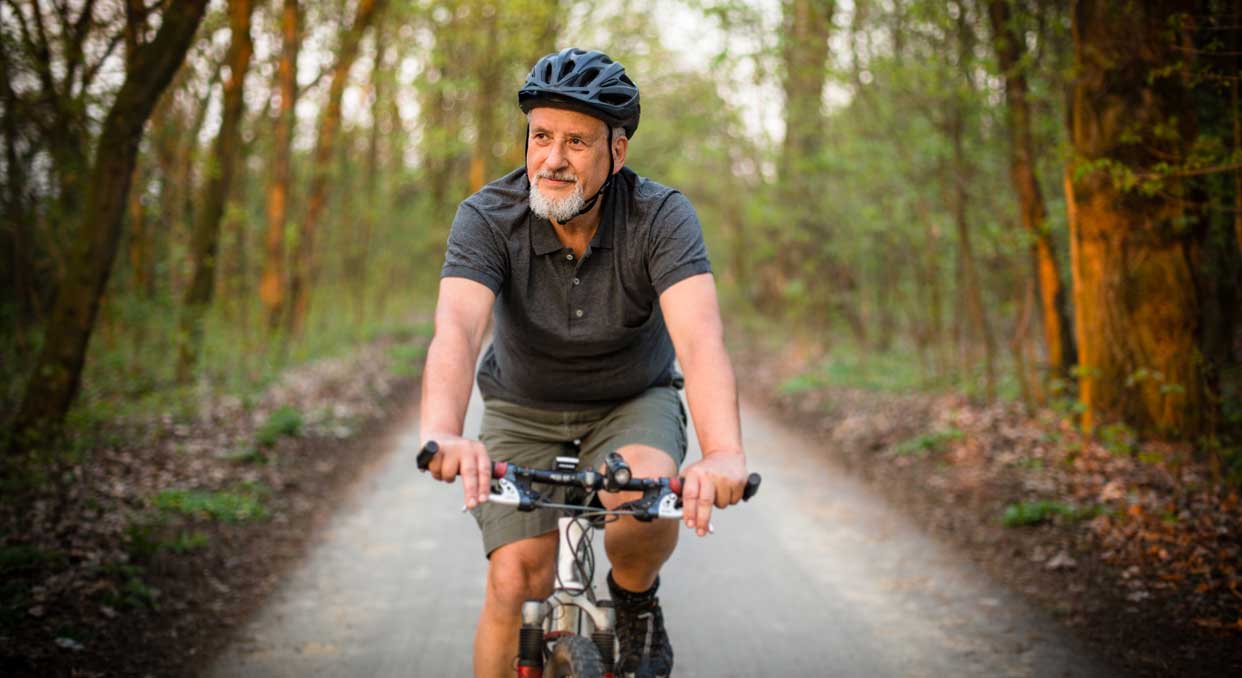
[472,386,687,558]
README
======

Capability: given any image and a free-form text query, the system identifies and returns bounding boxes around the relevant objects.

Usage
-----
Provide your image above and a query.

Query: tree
[261,0,299,335]
[176,0,257,381]
[986,0,1076,378]
[9,1,210,450]
[1066,0,1208,437]
[288,0,385,337]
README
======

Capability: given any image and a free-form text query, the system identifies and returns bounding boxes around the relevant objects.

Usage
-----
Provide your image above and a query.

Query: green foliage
[255,406,303,449]
[388,343,428,378]
[1098,422,1138,456]
[166,530,210,554]
[151,486,269,523]
[1001,500,1103,527]
[778,346,929,396]
[0,543,68,627]
[98,563,157,610]
[895,427,965,457]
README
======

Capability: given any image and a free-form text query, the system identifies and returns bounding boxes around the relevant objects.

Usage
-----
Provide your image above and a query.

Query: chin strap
[568,126,614,220]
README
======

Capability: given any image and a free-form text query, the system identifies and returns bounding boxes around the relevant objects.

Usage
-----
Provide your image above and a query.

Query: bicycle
[417,440,760,678]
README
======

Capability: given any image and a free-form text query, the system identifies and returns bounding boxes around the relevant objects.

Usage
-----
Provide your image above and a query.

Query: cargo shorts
[471,385,688,558]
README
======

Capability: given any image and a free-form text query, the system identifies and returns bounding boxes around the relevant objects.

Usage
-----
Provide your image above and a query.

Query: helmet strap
[567,126,614,220]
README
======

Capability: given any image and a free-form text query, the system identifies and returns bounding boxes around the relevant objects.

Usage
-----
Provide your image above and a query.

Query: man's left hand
[680,452,748,537]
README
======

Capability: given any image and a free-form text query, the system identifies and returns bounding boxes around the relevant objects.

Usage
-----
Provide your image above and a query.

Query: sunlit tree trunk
[987,0,1076,377]
[10,1,209,451]
[289,0,385,337]
[262,0,299,335]
[1067,0,1207,437]
[176,0,256,382]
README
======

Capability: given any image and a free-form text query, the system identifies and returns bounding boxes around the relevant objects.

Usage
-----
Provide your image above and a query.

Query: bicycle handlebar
[416,441,761,518]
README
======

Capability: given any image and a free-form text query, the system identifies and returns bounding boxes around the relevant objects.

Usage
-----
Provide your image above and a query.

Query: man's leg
[474,532,557,678]
[599,444,680,678]
[599,444,680,590]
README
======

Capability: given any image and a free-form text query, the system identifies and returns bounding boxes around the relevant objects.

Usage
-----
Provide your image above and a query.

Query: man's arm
[659,272,748,536]
[420,276,496,508]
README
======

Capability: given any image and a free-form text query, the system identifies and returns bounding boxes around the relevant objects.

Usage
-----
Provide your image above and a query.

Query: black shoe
[607,571,674,678]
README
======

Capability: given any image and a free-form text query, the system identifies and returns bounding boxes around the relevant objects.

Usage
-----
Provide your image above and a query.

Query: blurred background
[2,0,1240,457]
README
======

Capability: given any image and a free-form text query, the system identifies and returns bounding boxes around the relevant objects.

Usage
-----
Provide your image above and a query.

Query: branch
[5,0,57,102]
[79,26,124,96]
[63,0,97,87]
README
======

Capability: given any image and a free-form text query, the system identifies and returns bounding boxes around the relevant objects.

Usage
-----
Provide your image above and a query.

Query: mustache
[538,170,577,182]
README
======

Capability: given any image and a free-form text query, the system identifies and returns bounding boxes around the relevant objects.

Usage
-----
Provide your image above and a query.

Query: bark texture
[1067,0,1207,437]
[261,0,299,334]
[987,0,1076,377]
[10,1,210,449]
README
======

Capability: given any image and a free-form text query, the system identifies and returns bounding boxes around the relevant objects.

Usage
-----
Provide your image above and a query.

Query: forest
[1,0,1241,675]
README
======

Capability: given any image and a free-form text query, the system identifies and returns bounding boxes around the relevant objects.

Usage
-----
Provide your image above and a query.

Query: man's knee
[485,534,557,610]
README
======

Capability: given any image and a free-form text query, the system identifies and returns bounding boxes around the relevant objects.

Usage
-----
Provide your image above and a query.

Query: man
[419,48,749,678]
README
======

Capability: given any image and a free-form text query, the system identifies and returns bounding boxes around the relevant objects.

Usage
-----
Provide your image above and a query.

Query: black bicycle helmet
[518,48,641,138]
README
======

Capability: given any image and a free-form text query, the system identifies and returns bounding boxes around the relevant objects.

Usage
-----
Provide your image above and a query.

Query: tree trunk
[176,0,256,382]
[355,34,386,326]
[261,0,299,335]
[10,1,209,451]
[288,0,385,338]
[987,0,1076,377]
[1067,0,1207,437]
[948,4,996,402]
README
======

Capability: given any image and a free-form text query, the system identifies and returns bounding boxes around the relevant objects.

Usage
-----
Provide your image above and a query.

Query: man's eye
[569,137,584,147]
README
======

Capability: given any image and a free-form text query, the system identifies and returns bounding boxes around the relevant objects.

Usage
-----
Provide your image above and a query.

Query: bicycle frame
[518,515,617,678]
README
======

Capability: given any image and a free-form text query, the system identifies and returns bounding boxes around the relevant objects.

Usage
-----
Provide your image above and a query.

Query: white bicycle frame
[520,516,615,637]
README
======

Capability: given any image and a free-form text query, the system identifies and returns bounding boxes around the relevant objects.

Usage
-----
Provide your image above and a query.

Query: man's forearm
[680,336,743,458]
[419,329,482,441]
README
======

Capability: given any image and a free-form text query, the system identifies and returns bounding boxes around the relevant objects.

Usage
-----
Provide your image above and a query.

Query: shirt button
[566,253,574,261]
[575,309,584,318]
[573,278,580,285]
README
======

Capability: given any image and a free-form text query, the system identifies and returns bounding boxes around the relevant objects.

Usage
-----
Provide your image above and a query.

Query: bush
[255,405,303,449]
[151,487,269,522]
[895,427,964,457]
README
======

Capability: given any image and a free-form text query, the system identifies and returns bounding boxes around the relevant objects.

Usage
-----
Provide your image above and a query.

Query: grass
[1002,500,1104,527]
[388,342,428,378]
[151,486,269,523]
[255,405,303,449]
[778,346,928,395]
[895,427,965,457]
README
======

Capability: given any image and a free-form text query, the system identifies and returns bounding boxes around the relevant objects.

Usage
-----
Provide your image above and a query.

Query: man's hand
[421,436,492,509]
[679,452,747,537]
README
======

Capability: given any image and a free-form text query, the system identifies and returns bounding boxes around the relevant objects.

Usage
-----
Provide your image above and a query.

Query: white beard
[529,173,586,223]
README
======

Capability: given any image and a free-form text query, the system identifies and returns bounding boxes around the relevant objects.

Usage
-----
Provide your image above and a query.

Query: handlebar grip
[742,473,761,501]
[417,441,439,471]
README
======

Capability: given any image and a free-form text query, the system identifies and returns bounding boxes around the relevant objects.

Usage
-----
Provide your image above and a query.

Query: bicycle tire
[546,634,604,678]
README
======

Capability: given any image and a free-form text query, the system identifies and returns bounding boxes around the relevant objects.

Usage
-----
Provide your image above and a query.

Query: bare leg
[600,444,680,591]
[474,532,557,678]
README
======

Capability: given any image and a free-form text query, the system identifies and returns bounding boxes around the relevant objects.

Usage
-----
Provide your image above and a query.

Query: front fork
[517,598,617,678]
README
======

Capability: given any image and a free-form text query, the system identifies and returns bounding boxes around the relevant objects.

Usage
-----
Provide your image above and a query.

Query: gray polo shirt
[441,166,712,411]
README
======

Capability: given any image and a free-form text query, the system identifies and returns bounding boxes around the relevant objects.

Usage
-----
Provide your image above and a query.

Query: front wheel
[546,634,604,678]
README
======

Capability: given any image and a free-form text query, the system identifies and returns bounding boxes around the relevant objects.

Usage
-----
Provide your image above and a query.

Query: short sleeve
[647,192,712,294]
[441,203,507,293]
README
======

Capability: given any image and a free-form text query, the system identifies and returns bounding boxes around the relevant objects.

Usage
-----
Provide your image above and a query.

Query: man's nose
[544,141,566,169]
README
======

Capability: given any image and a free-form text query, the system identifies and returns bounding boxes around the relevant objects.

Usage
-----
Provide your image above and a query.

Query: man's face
[526,107,621,223]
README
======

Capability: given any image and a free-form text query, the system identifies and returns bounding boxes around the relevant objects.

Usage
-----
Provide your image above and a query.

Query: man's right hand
[421,436,492,509]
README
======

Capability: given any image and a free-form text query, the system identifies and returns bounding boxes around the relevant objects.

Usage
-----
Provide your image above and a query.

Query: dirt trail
[204,389,1121,677]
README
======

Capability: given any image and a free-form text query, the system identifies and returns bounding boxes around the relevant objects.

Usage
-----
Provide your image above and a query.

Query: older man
[419,48,749,678]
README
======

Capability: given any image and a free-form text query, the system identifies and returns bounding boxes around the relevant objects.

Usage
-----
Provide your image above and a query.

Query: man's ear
[612,135,628,174]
